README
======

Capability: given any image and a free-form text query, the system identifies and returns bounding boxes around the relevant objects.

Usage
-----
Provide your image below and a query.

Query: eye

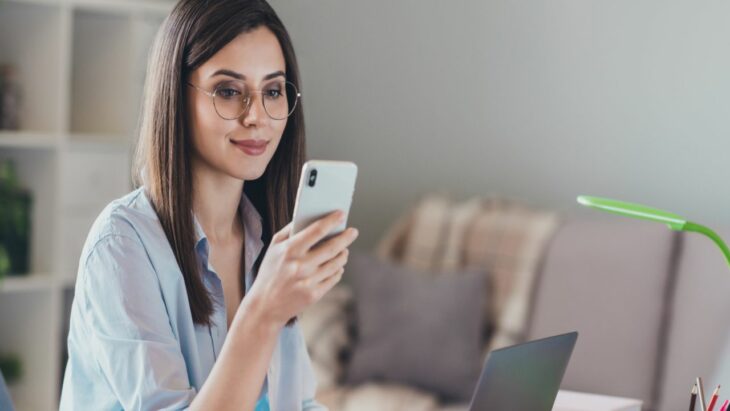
[217,87,242,99]
[263,87,283,99]
[214,81,246,99]
[263,80,287,99]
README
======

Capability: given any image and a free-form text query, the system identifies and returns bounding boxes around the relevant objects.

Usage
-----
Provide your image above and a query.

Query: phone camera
[308,169,317,187]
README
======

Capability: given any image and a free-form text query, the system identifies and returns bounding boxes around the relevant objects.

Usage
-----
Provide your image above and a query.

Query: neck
[192,157,244,244]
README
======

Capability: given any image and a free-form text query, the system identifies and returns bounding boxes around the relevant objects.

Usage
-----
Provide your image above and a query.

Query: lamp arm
[683,222,730,269]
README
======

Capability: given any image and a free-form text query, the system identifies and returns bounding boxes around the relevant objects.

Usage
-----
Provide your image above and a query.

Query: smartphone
[291,160,358,240]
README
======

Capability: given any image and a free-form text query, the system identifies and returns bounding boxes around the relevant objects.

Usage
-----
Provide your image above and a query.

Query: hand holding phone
[246,210,358,328]
[243,160,359,328]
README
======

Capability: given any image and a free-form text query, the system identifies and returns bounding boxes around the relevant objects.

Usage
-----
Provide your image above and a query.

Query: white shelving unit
[0,0,172,409]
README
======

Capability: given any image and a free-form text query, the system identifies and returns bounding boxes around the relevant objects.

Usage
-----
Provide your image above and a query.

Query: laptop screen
[469,332,578,411]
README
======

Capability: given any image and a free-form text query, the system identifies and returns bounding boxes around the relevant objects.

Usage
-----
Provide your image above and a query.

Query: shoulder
[80,187,164,264]
[75,188,175,298]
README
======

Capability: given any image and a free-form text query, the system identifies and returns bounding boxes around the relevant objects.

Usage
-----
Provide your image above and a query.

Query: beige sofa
[301,218,730,411]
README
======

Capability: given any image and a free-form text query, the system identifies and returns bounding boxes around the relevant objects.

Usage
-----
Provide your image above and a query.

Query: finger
[304,227,358,267]
[289,210,345,255]
[309,249,349,284]
[272,222,293,243]
[316,267,345,297]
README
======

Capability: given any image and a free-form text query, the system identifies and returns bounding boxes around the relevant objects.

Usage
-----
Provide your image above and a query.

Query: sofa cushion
[318,383,440,411]
[345,252,487,402]
[527,218,676,409]
[300,285,354,390]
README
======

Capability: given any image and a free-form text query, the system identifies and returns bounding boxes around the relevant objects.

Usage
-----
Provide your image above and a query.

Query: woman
[59,1,358,410]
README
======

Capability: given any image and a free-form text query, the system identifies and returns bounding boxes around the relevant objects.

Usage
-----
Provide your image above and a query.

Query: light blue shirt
[0,372,13,411]
[60,187,326,411]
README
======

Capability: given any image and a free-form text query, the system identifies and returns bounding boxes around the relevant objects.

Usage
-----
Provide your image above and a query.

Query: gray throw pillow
[344,252,488,403]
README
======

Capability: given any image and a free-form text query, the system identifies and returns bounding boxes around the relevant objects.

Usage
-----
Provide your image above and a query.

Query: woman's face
[187,26,288,182]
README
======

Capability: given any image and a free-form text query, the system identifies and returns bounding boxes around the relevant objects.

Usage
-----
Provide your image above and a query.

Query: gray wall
[270,0,730,250]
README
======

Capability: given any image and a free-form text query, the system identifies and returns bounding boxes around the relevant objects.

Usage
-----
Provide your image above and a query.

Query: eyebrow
[209,69,286,81]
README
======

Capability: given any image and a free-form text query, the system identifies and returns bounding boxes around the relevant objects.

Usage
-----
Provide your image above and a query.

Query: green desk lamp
[577,195,730,268]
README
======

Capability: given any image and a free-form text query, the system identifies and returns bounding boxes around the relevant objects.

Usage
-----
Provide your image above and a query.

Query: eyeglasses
[187,79,301,120]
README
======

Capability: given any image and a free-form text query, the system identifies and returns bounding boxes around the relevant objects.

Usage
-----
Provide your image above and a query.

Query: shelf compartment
[0,290,58,411]
[129,13,165,127]
[0,1,64,133]
[0,148,58,275]
[59,143,132,209]
[0,131,59,150]
[70,9,133,137]
[0,273,55,294]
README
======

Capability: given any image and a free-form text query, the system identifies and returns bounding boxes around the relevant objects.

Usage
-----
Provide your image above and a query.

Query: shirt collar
[193,191,265,284]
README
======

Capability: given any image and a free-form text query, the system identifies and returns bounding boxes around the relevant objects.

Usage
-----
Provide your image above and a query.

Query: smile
[230,139,269,156]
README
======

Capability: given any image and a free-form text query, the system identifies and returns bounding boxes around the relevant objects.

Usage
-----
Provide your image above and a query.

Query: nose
[240,94,267,128]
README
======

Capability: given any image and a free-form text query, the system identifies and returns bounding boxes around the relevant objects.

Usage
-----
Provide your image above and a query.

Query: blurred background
[1,0,730,410]
[275,0,730,248]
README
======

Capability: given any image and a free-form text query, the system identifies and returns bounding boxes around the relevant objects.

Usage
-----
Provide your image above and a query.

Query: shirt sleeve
[77,233,196,411]
[295,324,329,411]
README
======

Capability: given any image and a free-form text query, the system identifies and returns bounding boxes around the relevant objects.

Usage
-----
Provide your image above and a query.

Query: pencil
[698,378,708,411]
[690,384,698,411]
[718,399,729,411]
[707,385,721,411]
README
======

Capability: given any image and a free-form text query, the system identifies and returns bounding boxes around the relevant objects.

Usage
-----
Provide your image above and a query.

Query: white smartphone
[291,160,358,240]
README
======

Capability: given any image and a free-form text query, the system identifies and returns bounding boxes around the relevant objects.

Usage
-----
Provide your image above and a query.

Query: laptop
[468,331,578,411]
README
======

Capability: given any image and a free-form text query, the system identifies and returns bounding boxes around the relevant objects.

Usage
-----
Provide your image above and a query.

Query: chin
[231,165,267,182]
[224,147,278,181]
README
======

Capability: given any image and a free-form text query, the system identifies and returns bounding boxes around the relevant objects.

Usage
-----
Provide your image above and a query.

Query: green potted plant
[0,353,22,385]
[0,159,32,277]
[0,246,9,283]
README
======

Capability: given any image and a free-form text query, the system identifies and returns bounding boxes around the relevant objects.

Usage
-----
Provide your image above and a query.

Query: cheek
[270,120,287,146]
[190,99,231,151]
[196,100,225,134]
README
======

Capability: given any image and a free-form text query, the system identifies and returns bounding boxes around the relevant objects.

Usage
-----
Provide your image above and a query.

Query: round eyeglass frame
[187,79,301,121]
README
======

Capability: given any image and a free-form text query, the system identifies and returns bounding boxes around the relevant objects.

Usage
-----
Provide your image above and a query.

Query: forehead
[197,26,286,81]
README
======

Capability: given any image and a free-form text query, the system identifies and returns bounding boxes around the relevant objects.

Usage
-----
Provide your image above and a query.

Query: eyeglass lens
[212,80,298,120]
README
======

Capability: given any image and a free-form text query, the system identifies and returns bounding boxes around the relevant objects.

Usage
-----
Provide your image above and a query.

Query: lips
[230,139,269,156]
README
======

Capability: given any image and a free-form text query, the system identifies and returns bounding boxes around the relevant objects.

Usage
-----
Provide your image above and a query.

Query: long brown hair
[133,0,305,326]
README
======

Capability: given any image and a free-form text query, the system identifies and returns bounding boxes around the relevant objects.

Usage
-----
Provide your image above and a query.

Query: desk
[553,390,643,411]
